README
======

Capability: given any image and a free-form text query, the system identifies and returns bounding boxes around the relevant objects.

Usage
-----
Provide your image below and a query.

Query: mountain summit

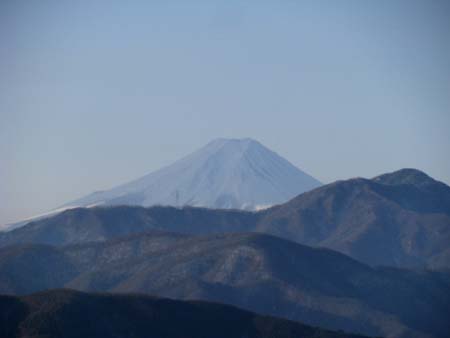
[64,138,321,211]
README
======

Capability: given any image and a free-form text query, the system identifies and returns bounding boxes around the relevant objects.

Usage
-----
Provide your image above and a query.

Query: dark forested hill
[0,289,372,338]
[0,231,449,338]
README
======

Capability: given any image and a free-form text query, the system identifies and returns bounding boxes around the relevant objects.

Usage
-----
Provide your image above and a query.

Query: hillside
[257,168,450,268]
[0,289,371,338]
[2,169,448,269]
[0,231,448,338]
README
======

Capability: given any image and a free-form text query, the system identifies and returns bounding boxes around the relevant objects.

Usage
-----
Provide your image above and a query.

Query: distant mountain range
[1,231,449,338]
[3,168,448,270]
[61,138,321,211]
[0,289,371,338]
[1,166,449,338]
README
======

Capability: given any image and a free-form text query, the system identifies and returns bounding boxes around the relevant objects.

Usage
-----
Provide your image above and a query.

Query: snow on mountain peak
[63,138,322,211]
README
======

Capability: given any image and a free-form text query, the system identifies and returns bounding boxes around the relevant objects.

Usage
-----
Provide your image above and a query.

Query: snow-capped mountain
[64,138,321,211]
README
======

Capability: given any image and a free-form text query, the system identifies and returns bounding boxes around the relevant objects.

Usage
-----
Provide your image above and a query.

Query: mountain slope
[257,169,450,268]
[0,232,448,338]
[0,289,371,338]
[2,168,448,269]
[64,138,321,211]
[0,206,258,247]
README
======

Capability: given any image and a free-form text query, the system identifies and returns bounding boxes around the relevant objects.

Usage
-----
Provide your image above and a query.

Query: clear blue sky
[1,0,449,224]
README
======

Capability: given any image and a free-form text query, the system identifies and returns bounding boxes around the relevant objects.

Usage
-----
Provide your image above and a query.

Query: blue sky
[1,0,450,224]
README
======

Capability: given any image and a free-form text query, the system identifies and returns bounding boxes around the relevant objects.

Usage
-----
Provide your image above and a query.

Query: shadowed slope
[0,289,371,338]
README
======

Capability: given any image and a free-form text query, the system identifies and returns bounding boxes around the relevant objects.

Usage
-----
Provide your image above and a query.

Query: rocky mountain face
[2,169,448,269]
[0,289,372,338]
[0,231,448,338]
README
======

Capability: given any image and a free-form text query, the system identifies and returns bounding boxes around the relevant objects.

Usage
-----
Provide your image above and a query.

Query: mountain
[0,206,257,246]
[0,289,372,338]
[373,168,450,190]
[0,231,448,338]
[256,168,450,269]
[2,168,448,269]
[62,138,321,211]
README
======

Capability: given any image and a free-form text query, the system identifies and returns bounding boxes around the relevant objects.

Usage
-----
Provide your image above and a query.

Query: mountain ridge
[0,231,448,338]
[2,168,448,269]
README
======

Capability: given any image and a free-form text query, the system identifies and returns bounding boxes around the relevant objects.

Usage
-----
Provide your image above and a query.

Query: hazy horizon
[1,0,450,224]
